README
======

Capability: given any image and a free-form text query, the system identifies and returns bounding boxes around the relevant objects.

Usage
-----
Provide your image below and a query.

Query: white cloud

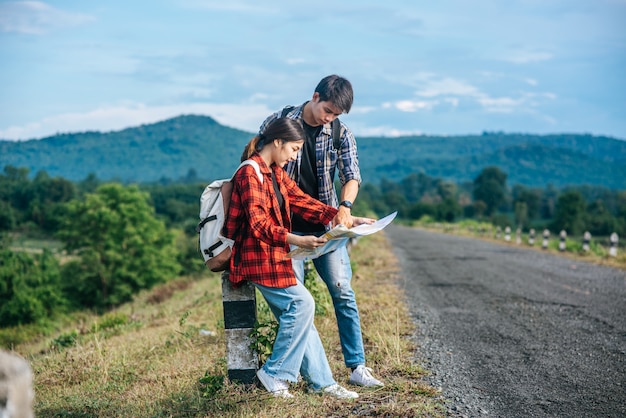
[179,0,279,14]
[393,100,437,112]
[477,92,556,113]
[285,57,306,65]
[0,102,274,141]
[349,105,378,115]
[385,74,557,115]
[415,77,479,98]
[477,96,522,113]
[0,1,95,35]
[503,50,553,64]
[354,125,421,138]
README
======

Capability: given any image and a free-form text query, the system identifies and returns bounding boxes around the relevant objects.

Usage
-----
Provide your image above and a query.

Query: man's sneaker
[321,384,359,399]
[257,368,294,398]
[349,365,384,387]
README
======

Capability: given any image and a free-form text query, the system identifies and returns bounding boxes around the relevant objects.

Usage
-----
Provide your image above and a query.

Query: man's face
[309,92,342,126]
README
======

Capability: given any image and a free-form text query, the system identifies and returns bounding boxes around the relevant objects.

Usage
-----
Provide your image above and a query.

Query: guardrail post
[528,228,535,246]
[583,231,591,252]
[222,271,258,384]
[559,230,567,252]
[542,229,550,250]
[504,226,511,242]
[609,233,619,257]
[0,350,34,418]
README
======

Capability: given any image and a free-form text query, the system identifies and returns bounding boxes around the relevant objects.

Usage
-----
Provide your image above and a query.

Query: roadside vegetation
[411,218,626,271]
[2,162,623,416]
[10,233,445,417]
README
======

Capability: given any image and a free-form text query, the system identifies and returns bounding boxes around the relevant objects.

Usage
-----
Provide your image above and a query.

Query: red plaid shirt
[222,154,338,288]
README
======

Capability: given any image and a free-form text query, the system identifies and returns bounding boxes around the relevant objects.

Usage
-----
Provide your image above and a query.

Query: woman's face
[273,139,304,167]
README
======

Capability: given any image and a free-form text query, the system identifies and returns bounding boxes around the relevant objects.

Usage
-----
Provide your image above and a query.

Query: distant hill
[1,115,625,189]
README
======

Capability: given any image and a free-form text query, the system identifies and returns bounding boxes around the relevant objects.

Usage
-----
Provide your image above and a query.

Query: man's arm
[335,179,360,227]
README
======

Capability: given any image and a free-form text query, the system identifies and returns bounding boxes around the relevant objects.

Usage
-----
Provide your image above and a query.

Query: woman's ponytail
[240,135,263,162]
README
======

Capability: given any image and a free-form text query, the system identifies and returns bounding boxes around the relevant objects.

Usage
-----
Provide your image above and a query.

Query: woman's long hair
[241,117,305,162]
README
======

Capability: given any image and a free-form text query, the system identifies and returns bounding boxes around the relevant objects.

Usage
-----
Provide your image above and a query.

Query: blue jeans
[253,281,336,390]
[291,242,366,369]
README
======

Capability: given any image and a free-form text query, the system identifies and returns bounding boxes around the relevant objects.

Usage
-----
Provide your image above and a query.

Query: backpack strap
[281,105,342,151]
[233,159,263,183]
[331,118,341,151]
[281,105,295,118]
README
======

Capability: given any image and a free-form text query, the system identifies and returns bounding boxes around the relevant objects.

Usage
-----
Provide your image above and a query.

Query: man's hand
[332,209,376,229]
[334,206,353,227]
[352,216,376,226]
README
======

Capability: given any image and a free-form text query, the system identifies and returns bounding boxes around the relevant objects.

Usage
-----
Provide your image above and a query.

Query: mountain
[0,115,252,183]
[1,115,625,189]
[357,132,626,189]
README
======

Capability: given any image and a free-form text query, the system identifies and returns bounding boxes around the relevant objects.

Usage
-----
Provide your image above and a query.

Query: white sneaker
[257,368,294,398]
[321,384,359,399]
[349,365,384,387]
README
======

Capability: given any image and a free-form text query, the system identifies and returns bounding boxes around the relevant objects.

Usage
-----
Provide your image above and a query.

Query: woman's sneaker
[349,365,384,387]
[256,368,294,398]
[320,384,359,399]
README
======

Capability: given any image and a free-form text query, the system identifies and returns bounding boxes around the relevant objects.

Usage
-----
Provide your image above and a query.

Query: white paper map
[287,211,398,260]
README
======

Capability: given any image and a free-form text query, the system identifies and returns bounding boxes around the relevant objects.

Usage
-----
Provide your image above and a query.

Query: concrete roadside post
[528,228,535,246]
[504,226,511,242]
[609,233,618,257]
[583,231,591,252]
[221,271,258,384]
[542,229,550,250]
[0,350,34,418]
[559,230,567,252]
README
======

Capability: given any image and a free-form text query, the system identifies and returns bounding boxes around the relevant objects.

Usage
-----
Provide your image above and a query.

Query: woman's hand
[288,233,328,250]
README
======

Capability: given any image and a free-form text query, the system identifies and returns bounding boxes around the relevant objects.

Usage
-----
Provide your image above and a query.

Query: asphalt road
[386,224,626,418]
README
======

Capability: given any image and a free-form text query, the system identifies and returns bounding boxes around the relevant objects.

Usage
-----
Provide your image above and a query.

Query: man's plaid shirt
[259,104,361,211]
[222,154,338,288]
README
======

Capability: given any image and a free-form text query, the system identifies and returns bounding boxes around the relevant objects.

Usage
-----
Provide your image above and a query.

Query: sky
[1,0,625,141]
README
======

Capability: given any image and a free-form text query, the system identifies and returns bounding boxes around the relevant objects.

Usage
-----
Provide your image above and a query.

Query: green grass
[9,233,445,417]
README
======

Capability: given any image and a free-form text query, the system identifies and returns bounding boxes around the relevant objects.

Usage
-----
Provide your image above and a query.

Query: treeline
[355,166,625,238]
[0,166,205,341]
[1,164,624,339]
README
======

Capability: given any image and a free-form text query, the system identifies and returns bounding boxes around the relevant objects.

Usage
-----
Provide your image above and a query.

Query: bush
[0,248,66,327]
[57,184,181,310]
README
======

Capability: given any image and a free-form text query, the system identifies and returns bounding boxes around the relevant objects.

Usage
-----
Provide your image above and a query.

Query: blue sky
[1,0,625,141]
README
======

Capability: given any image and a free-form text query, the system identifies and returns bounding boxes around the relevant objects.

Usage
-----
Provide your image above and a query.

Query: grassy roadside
[11,232,445,417]
[412,220,626,271]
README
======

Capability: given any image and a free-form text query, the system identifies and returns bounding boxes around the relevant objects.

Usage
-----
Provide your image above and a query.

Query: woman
[222,117,367,399]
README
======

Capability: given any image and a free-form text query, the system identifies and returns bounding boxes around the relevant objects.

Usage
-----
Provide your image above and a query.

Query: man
[258,74,383,387]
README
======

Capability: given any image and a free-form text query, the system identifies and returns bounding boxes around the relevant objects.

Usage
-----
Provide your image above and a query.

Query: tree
[0,201,16,231]
[58,184,181,309]
[473,166,507,216]
[28,171,76,231]
[512,185,541,220]
[551,190,587,236]
[514,201,528,228]
[436,197,461,222]
[0,248,66,327]
[586,200,617,236]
